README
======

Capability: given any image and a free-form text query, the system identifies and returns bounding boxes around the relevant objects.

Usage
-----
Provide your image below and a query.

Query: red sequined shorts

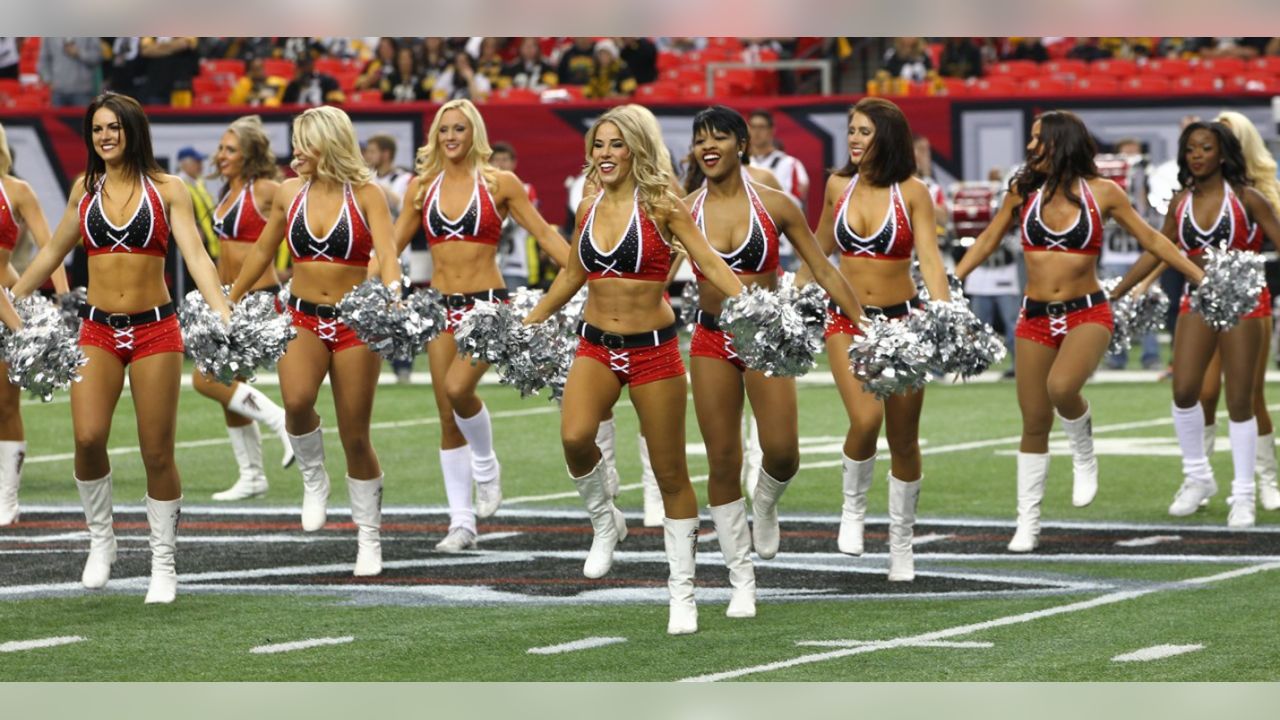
[1015,294,1114,349]
[80,312,184,366]
[1178,286,1272,321]
[575,334,685,387]
[823,297,920,340]
[689,311,745,371]
[287,306,364,353]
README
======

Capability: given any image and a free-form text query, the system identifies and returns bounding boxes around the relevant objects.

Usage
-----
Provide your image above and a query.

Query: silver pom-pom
[453,300,521,366]
[680,281,700,331]
[508,286,544,318]
[336,279,445,362]
[776,273,829,351]
[3,294,87,402]
[1107,280,1170,356]
[58,287,88,334]
[180,289,295,385]
[230,291,296,373]
[1189,248,1264,331]
[720,285,819,377]
[915,299,1006,378]
[848,312,935,400]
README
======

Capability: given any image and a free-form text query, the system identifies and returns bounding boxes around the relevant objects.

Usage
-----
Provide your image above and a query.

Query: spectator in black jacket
[556,37,597,85]
[617,37,658,85]
[938,37,983,78]
[283,56,345,106]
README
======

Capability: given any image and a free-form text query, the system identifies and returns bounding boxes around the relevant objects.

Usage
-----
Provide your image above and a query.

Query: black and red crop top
[688,178,780,281]
[0,181,17,251]
[79,176,170,258]
[213,182,268,244]
[833,175,914,259]
[1174,180,1256,256]
[577,190,671,281]
[285,182,373,266]
[1020,179,1103,255]
[421,171,502,247]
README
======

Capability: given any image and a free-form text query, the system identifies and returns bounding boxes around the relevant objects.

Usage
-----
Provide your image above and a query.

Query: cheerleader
[958,110,1204,552]
[195,115,294,501]
[230,105,401,575]
[1112,120,1280,528]
[1193,111,1280,514]
[12,93,233,603]
[802,97,950,581]
[525,104,745,635]
[683,105,863,616]
[391,99,568,552]
[0,122,71,525]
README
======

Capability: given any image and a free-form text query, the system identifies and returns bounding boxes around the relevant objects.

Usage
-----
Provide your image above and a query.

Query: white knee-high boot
[741,414,763,502]
[838,454,875,555]
[1258,431,1280,511]
[1009,452,1050,552]
[595,418,621,499]
[572,460,627,578]
[664,516,699,635]
[347,475,383,576]
[212,424,269,501]
[227,383,293,468]
[76,473,116,589]
[709,498,755,618]
[638,434,663,528]
[287,427,330,531]
[887,475,921,582]
[1056,404,1097,507]
[144,495,181,604]
[0,440,25,525]
[750,469,790,559]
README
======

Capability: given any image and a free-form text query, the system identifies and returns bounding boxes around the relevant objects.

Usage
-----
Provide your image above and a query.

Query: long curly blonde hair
[290,106,372,186]
[0,122,11,177]
[584,104,676,218]
[227,115,281,189]
[413,98,499,209]
[1216,110,1280,212]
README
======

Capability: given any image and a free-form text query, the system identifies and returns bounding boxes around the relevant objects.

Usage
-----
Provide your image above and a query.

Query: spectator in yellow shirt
[228,57,287,108]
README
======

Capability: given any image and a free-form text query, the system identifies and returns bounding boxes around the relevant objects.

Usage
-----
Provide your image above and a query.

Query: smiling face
[1184,128,1221,181]
[692,123,743,181]
[437,108,473,163]
[215,130,242,180]
[292,144,318,176]
[91,107,125,164]
[848,111,875,167]
[591,121,633,188]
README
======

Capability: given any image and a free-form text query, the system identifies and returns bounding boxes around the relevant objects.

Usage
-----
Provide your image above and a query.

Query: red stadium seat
[1172,74,1223,92]
[1141,57,1191,77]
[333,70,361,92]
[314,57,351,76]
[1198,57,1245,75]
[656,51,682,72]
[346,90,384,105]
[200,59,245,78]
[636,81,682,100]
[1089,59,1138,77]
[662,66,704,85]
[261,58,296,79]
[969,76,1019,96]
[1074,75,1121,94]
[932,76,969,97]
[1122,75,1172,93]
[487,88,538,104]
[1043,59,1088,79]
[989,60,1039,78]
[1230,72,1280,93]
[1021,76,1070,95]
[191,76,228,97]
[1249,56,1280,74]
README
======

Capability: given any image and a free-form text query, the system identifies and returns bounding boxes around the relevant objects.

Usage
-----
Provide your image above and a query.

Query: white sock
[439,446,476,532]
[1229,418,1258,499]
[454,406,498,482]
[1172,402,1209,473]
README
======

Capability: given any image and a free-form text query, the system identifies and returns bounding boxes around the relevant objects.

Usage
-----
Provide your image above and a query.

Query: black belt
[288,295,341,320]
[437,288,509,309]
[695,309,722,332]
[831,295,920,319]
[79,302,175,329]
[1022,291,1107,319]
[578,321,678,350]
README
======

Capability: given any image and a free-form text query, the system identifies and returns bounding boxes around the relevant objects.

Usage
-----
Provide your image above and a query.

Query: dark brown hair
[82,92,163,195]
[1011,110,1097,208]
[834,97,916,185]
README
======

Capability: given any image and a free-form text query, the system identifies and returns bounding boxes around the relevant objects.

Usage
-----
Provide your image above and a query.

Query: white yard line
[678,561,1280,682]
[1111,643,1204,663]
[249,636,354,655]
[0,635,85,653]
[527,636,627,655]
[796,639,993,649]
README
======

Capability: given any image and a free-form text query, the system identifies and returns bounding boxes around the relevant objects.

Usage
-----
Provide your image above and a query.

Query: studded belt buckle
[1045,301,1068,318]
[105,313,131,330]
[445,293,470,309]
[314,304,339,320]
[600,332,626,350]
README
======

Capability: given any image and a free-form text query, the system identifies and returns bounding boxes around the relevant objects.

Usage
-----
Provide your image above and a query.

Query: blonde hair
[290,106,372,186]
[0,123,11,177]
[414,98,499,208]
[228,115,281,186]
[1216,110,1280,212]
[584,104,676,218]
[625,103,676,180]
